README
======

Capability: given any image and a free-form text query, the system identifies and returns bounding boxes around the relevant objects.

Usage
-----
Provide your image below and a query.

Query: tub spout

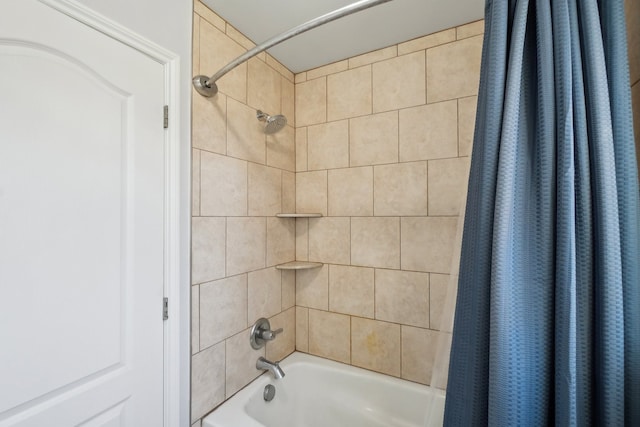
[256,356,285,379]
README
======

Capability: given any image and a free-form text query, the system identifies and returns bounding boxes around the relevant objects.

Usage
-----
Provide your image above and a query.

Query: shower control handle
[250,318,283,349]
[259,328,283,341]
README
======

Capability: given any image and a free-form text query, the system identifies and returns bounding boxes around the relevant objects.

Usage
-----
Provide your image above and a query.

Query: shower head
[257,110,287,134]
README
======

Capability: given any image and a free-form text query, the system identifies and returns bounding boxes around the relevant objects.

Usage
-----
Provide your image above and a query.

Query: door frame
[38,0,186,425]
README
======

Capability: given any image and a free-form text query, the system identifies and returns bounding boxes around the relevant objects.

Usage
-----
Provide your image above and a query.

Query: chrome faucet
[250,318,283,349]
[256,356,285,379]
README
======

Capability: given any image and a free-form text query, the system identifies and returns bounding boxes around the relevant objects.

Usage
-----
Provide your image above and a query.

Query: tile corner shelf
[275,261,323,270]
[275,213,323,218]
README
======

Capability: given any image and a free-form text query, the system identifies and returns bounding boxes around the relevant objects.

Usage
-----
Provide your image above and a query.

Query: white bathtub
[203,352,445,427]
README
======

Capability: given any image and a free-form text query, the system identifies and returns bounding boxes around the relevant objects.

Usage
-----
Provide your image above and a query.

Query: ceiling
[201,0,484,73]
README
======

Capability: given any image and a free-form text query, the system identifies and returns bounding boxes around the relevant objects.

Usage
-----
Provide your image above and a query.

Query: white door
[0,1,166,425]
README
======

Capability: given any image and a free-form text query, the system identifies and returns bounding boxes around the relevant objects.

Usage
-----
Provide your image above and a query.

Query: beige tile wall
[625,0,640,167]
[191,2,296,423]
[294,20,483,387]
[191,3,640,421]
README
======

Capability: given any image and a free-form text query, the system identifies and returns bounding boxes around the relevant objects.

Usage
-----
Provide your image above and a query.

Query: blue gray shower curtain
[444,0,639,425]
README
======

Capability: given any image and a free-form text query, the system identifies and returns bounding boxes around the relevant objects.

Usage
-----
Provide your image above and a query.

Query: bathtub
[203,352,445,427]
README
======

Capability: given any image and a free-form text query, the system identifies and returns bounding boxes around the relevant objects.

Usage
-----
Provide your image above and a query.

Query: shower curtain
[444,0,639,425]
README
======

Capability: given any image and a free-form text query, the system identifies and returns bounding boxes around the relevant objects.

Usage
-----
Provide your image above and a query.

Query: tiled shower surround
[292,22,483,385]
[189,2,640,426]
[190,2,483,424]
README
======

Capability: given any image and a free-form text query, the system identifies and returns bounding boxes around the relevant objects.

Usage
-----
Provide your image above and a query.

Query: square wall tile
[192,90,226,155]
[191,342,225,422]
[307,120,349,170]
[296,265,329,310]
[397,28,456,55]
[308,217,350,264]
[328,167,374,216]
[282,76,295,127]
[295,218,309,261]
[307,60,349,80]
[281,270,296,309]
[373,51,426,112]
[226,217,266,276]
[267,125,296,172]
[428,157,470,216]
[351,317,400,377]
[199,21,246,102]
[374,162,428,216]
[309,309,351,364]
[401,217,458,273]
[192,285,200,354]
[458,96,478,157]
[296,306,309,352]
[456,20,485,40]
[266,54,294,82]
[200,275,247,348]
[247,57,281,117]
[329,265,374,318]
[192,149,201,216]
[429,273,451,331]
[248,267,282,324]
[193,14,200,74]
[227,98,266,164]
[401,326,439,385]
[296,77,326,127]
[192,217,225,284]
[350,111,399,167]
[195,1,224,31]
[349,46,397,69]
[427,36,483,103]
[200,151,247,216]
[399,100,458,162]
[266,217,295,267]
[296,170,327,215]
[225,328,264,398]
[296,127,308,172]
[375,269,429,328]
[226,24,256,50]
[327,66,372,121]
[266,307,296,361]
[282,171,295,213]
[248,163,282,216]
[351,217,400,269]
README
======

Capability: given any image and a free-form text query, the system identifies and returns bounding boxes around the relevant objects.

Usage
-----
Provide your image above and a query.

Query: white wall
[76,0,192,425]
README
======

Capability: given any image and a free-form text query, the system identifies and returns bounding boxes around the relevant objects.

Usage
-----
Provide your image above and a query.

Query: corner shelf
[275,261,323,270]
[276,213,323,218]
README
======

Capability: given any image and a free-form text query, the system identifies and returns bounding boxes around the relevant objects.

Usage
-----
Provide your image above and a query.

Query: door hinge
[163,105,169,129]
[163,297,169,320]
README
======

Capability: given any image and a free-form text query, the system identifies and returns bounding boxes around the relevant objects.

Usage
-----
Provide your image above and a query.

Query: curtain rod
[193,0,393,97]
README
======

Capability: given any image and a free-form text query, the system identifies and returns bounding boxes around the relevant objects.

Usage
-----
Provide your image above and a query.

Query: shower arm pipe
[193,0,393,97]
